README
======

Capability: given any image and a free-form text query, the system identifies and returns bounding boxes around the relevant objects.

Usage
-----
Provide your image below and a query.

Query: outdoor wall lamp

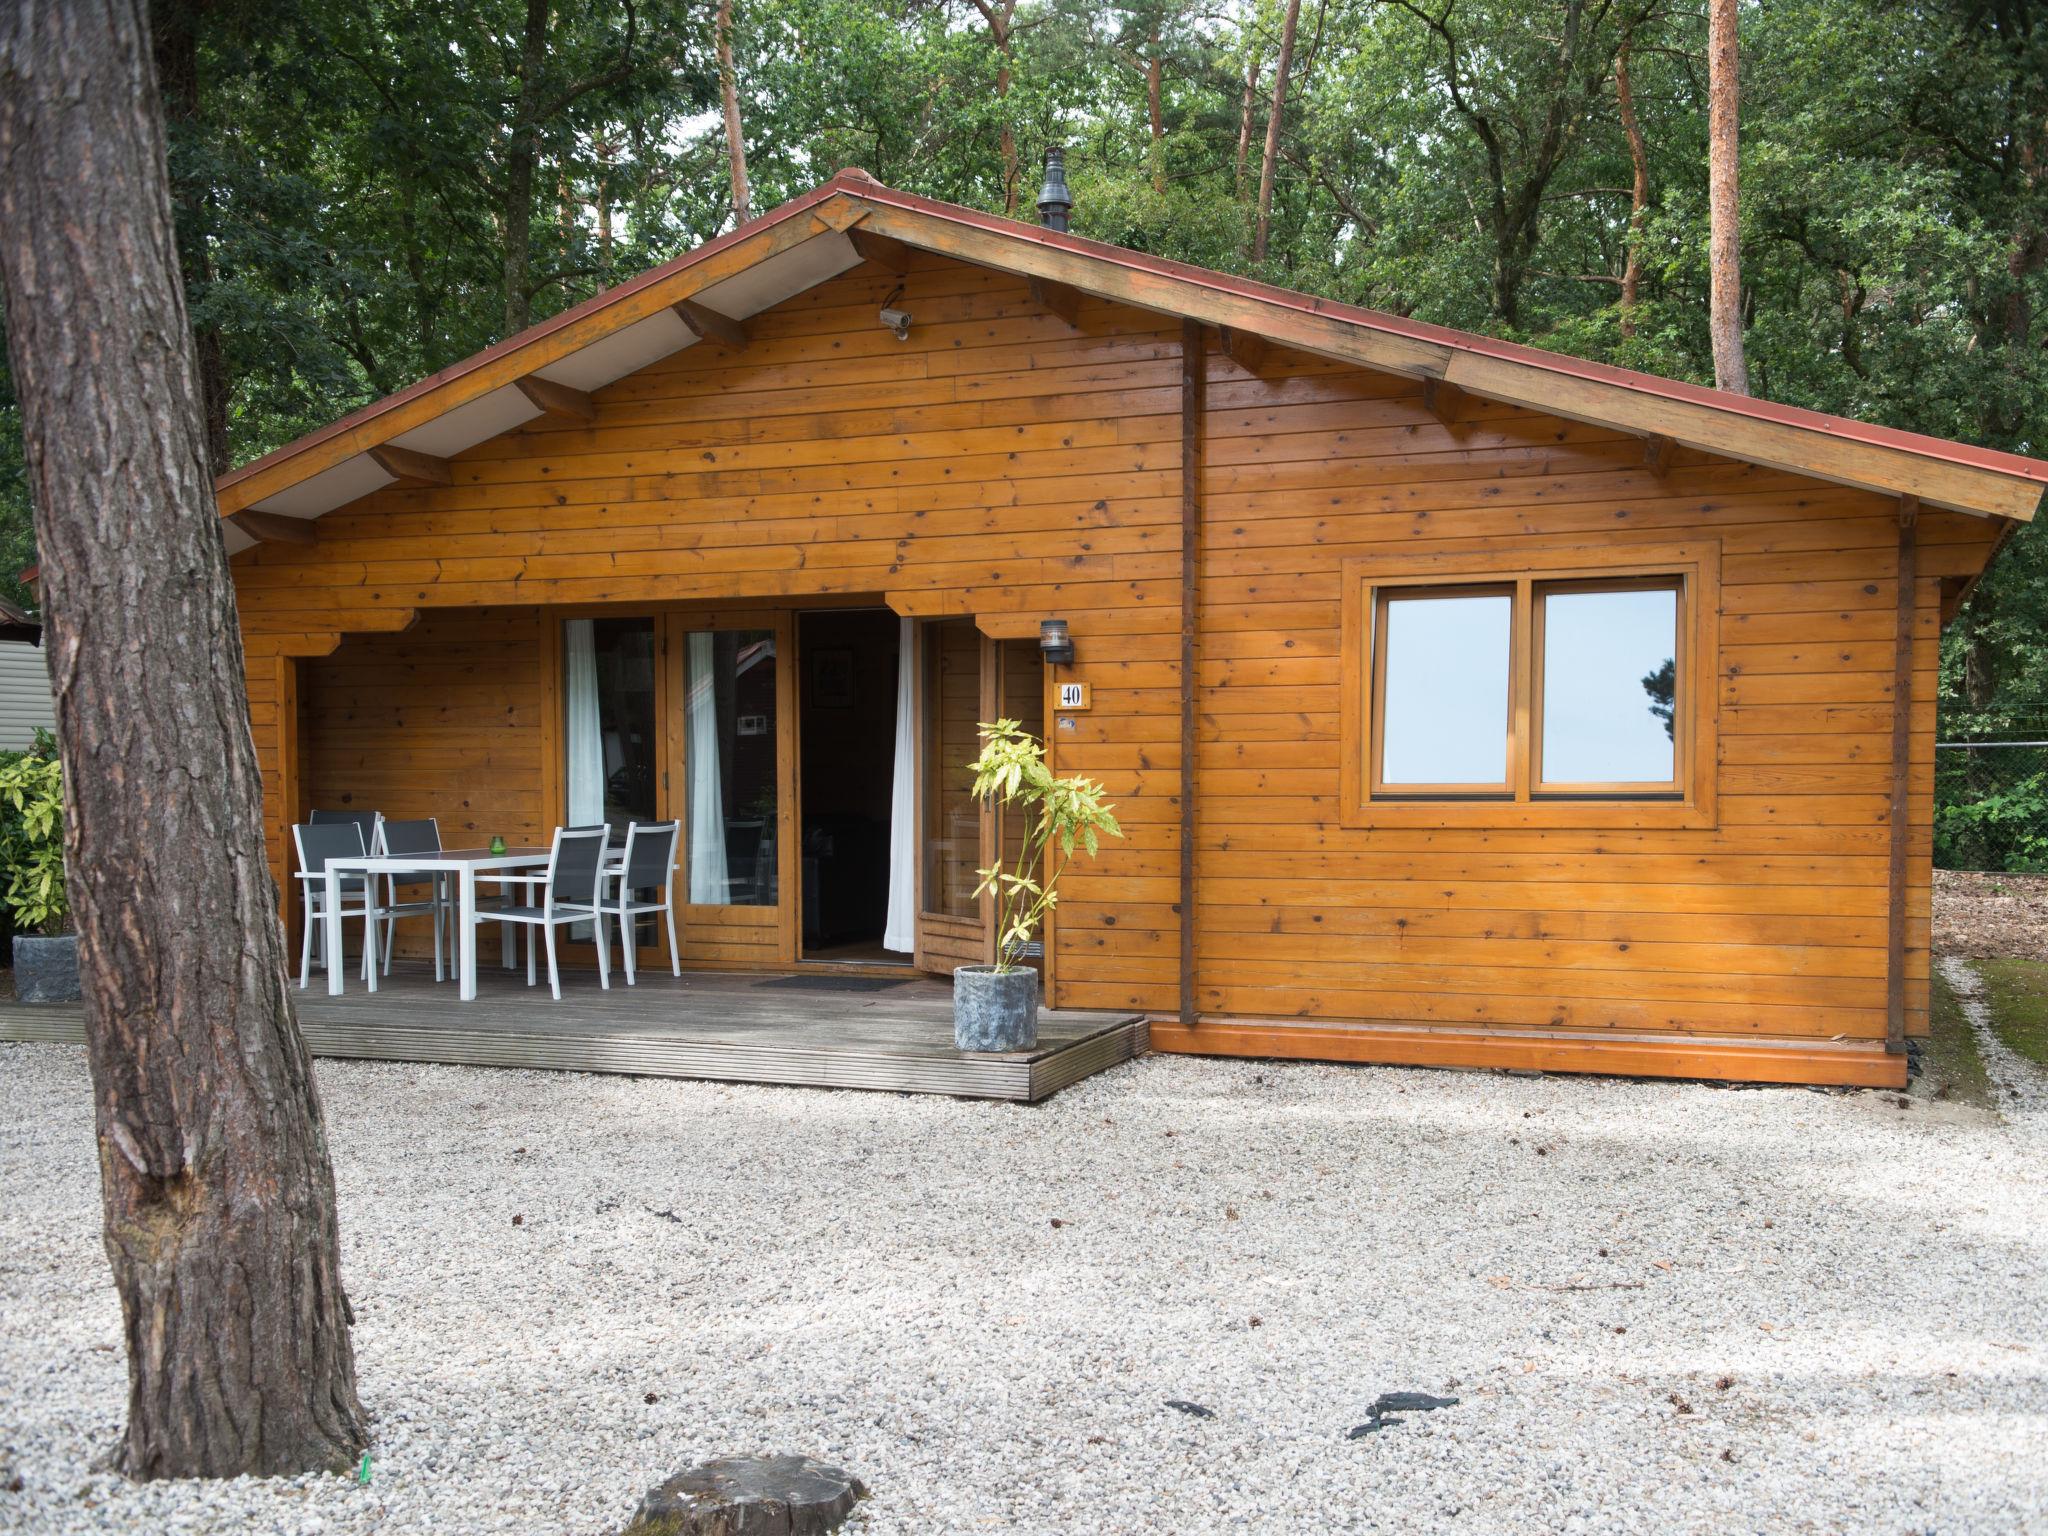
[1039,617,1075,666]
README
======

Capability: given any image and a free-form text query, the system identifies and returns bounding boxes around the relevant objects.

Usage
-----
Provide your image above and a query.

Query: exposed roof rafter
[673,300,748,349]
[514,375,597,423]
[368,444,452,486]
[228,509,316,546]
[846,227,913,273]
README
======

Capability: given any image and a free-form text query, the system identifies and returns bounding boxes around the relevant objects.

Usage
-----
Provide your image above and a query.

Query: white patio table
[322,846,552,1000]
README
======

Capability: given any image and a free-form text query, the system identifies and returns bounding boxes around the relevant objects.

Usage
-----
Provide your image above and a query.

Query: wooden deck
[0,964,1148,1103]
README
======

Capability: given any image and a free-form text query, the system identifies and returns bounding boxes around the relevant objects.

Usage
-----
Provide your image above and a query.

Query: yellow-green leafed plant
[968,718,1122,973]
[0,739,67,935]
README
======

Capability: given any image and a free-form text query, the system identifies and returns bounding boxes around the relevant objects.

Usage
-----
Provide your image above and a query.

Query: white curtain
[882,616,917,952]
[564,620,605,828]
[685,632,729,904]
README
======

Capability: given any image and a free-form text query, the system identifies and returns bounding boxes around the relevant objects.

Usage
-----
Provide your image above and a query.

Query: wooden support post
[367,443,452,485]
[1885,495,1919,1057]
[1642,433,1675,478]
[1028,276,1083,328]
[673,299,748,349]
[846,227,913,273]
[514,375,597,422]
[1179,318,1204,1029]
[227,509,316,546]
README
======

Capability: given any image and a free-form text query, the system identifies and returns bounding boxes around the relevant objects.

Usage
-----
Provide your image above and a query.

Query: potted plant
[0,737,76,1003]
[954,719,1122,1052]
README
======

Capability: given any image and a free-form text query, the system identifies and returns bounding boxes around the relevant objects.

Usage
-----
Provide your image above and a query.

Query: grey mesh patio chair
[291,821,376,989]
[598,820,680,984]
[481,824,611,1000]
[372,817,448,979]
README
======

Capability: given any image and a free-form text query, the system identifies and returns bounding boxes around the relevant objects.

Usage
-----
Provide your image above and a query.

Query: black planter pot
[14,933,80,1004]
[953,964,1039,1052]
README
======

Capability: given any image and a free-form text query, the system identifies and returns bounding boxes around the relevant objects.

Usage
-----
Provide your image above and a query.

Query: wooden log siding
[233,255,1189,1012]
[1167,341,1988,1081]
[228,248,1998,1082]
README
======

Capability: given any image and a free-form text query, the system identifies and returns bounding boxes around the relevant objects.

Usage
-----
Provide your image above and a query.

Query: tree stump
[623,1455,866,1536]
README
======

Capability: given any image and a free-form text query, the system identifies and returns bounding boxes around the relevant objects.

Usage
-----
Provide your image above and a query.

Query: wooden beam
[1179,317,1204,1031]
[1643,433,1675,477]
[1885,495,1919,1057]
[1215,326,1271,377]
[672,300,748,349]
[1028,276,1082,328]
[1149,1019,1907,1089]
[227,509,316,546]
[1421,377,1469,433]
[367,444,452,486]
[513,375,597,423]
[846,227,912,273]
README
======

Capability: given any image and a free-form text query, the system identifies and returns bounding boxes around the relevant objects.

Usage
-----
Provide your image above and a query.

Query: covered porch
[0,965,1148,1103]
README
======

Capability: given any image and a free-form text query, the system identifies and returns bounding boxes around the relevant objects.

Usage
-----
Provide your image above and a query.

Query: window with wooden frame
[1340,543,1719,829]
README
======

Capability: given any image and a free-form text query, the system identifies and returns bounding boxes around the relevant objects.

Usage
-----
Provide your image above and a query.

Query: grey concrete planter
[14,933,80,1004]
[953,964,1038,1052]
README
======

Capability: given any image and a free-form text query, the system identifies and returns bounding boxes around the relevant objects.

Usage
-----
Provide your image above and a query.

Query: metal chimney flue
[1036,145,1072,232]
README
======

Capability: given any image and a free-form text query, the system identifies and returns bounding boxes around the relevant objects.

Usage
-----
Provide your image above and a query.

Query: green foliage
[968,718,1122,972]
[0,731,66,935]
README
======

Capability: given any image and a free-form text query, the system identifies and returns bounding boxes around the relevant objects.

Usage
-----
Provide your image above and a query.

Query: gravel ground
[2,1041,2045,1536]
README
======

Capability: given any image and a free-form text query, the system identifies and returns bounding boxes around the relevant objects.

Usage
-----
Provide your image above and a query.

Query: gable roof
[215,167,2048,549]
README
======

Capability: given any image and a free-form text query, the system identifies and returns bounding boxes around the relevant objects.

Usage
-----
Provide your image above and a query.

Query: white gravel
[2,1032,2045,1535]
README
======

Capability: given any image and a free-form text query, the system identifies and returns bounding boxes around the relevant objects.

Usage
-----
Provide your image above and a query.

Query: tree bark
[1253,0,1300,263]
[1233,42,1260,202]
[1614,31,1648,338]
[0,0,367,1480]
[502,0,550,336]
[1707,0,1748,393]
[149,0,229,476]
[717,0,749,223]
[1145,22,1165,195]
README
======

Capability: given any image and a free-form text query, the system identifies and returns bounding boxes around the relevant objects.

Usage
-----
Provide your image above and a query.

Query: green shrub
[0,729,67,934]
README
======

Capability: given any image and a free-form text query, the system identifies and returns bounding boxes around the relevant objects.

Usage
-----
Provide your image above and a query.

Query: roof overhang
[215,169,2048,546]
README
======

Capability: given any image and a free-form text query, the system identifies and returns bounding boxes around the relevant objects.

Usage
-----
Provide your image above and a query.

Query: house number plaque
[1056,681,1091,711]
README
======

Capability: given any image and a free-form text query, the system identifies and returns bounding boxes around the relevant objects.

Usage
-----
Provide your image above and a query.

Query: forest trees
[0,0,2042,821]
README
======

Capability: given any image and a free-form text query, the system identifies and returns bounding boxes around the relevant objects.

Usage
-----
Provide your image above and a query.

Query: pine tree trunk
[1252,0,1300,264]
[502,0,550,336]
[1146,26,1165,196]
[1707,0,1748,394]
[1233,44,1260,202]
[1615,33,1648,338]
[717,0,750,223]
[0,0,368,1479]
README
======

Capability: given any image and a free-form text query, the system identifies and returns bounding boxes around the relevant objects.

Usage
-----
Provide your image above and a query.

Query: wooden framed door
[665,610,798,970]
[912,622,1048,976]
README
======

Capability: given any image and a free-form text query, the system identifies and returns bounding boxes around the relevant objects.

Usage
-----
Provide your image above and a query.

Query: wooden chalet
[196,167,2048,1091]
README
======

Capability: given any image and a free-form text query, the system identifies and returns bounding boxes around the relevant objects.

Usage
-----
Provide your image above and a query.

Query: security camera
[879,306,913,340]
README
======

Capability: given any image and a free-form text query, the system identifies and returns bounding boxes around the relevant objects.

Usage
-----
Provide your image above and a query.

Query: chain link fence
[1935,716,2048,872]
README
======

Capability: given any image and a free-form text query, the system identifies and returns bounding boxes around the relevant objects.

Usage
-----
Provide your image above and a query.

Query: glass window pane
[685,629,779,906]
[1540,587,1679,786]
[565,617,657,836]
[1379,593,1512,786]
